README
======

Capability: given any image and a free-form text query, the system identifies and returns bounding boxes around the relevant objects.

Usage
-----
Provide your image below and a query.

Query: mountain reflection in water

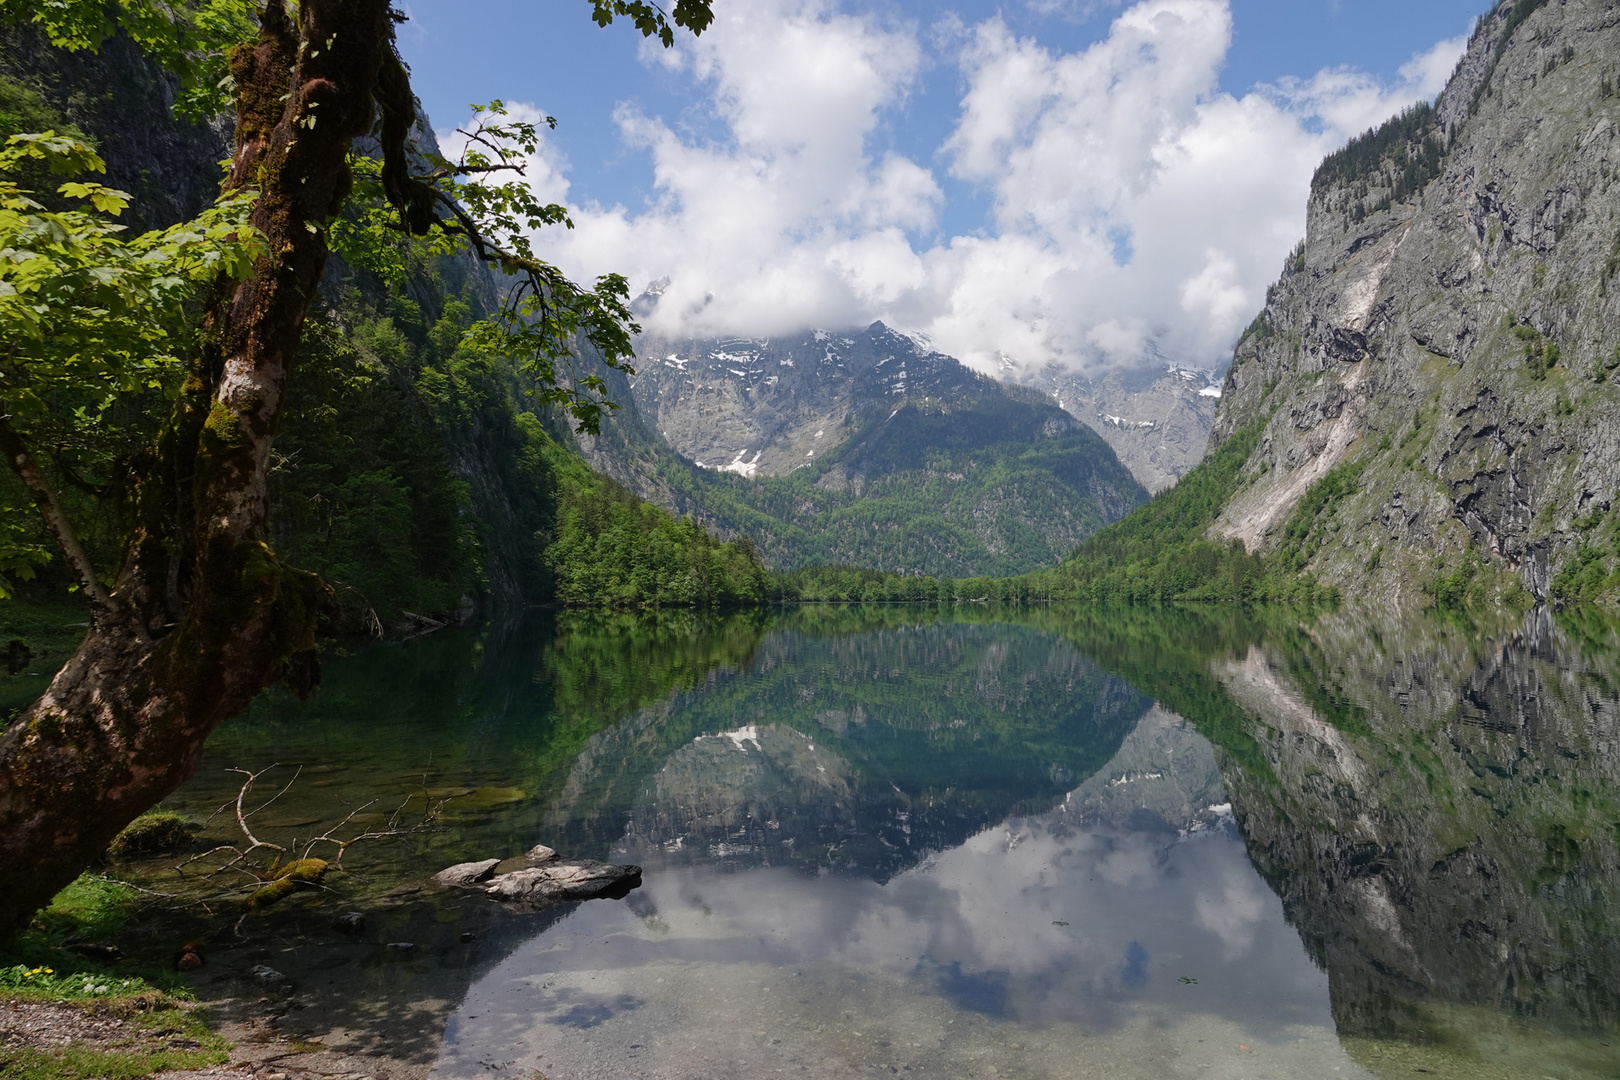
[154,604,1618,1080]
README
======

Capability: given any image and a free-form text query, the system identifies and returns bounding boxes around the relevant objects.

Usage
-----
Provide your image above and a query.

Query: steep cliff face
[1212,0,1620,608]
[0,27,228,232]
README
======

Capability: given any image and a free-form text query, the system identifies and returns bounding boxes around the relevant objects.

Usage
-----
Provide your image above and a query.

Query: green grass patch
[0,989,228,1080]
[29,876,137,943]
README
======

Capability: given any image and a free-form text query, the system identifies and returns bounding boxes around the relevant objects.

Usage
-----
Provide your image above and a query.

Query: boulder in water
[430,858,501,888]
[485,860,642,909]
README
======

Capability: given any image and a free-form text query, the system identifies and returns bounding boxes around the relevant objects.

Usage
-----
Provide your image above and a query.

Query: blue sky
[396,0,1486,372]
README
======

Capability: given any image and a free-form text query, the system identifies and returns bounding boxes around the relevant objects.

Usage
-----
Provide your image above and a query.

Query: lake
[133,604,1619,1080]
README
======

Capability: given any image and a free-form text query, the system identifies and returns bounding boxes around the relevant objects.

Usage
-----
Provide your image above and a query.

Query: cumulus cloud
[448,0,1466,374]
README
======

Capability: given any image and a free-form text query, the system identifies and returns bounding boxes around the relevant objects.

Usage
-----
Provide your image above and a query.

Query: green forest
[0,53,768,625]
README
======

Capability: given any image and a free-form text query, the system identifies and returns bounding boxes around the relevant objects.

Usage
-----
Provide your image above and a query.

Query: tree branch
[0,408,122,622]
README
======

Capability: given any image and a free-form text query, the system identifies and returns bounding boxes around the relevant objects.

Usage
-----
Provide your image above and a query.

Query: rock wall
[0,27,229,232]
[1212,0,1620,608]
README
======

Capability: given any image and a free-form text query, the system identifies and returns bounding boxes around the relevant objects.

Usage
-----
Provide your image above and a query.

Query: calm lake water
[141,604,1620,1080]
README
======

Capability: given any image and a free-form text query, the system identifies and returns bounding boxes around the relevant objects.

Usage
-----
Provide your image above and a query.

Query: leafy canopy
[588,0,715,46]
[0,132,264,426]
[336,102,642,435]
[0,0,256,117]
[0,132,264,592]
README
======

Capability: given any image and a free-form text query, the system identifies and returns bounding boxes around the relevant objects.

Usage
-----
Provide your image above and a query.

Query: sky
[396,0,1487,376]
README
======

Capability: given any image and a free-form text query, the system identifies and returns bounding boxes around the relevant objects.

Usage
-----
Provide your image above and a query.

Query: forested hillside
[0,25,765,622]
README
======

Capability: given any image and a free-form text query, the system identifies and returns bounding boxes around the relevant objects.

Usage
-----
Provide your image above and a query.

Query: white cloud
[461,0,1467,374]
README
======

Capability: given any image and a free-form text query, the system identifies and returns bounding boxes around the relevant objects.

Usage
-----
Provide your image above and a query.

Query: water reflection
[547,620,1149,878]
[1207,607,1620,1073]
[436,707,1350,1080]
[130,603,1620,1079]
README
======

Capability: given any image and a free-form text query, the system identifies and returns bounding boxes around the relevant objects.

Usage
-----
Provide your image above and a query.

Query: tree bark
[0,0,395,940]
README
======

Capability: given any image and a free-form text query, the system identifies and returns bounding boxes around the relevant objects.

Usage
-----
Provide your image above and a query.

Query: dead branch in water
[174,766,454,892]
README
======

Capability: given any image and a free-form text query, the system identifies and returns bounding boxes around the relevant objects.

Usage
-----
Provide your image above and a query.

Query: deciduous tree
[0,0,712,940]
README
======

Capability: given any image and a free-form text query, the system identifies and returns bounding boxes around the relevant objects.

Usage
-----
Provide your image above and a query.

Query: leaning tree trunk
[0,0,395,940]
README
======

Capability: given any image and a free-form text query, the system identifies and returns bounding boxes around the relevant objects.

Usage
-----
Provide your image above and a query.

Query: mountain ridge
[574,320,1150,577]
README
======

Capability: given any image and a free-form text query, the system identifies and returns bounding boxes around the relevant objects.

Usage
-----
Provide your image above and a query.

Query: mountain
[1019,361,1224,493]
[1205,0,1620,608]
[626,321,986,479]
[575,320,1149,577]
[627,296,1218,497]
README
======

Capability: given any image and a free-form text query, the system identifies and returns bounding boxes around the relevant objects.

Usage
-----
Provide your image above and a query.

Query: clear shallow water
[145,605,1620,1080]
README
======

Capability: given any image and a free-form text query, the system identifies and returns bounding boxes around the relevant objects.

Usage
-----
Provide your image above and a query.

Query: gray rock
[385,942,416,953]
[522,844,558,865]
[485,860,642,909]
[1024,363,1223,494]
[332,911,366,933]
[251,965,287,985]
[430,858,500,888]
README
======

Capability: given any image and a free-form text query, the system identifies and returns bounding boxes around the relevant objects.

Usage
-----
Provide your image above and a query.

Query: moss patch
[246,857,328,908]
[106,813,196,858]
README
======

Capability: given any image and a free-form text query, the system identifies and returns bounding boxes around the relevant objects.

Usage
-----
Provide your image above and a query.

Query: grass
[1,875,229,1080]
[0,990,229,1080]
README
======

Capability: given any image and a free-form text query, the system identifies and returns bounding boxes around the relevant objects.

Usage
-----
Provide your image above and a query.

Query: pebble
[251,966,288,985]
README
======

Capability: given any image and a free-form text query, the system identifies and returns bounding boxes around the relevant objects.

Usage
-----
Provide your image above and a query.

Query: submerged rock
[332,911,366,934]
[430,858,501,888]
[485,860,642,909]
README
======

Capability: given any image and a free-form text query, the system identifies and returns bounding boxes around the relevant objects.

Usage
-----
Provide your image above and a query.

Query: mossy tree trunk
[0,0,395,940]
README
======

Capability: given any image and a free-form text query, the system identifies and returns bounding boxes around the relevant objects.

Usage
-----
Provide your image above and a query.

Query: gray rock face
[577,320,1147,576]
[1023,363,1223,493]
[484,861,642,908]
[1210,0,1620,607]
[0,27,229,234]
[628,321,1206,496]
[627,323,1015,478]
